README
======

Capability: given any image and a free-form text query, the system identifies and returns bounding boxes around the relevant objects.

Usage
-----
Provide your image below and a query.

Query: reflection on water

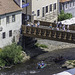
[0,47,75,75]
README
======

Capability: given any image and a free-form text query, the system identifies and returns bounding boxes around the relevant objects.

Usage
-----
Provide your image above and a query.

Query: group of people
[49,22,70,31]
[27,21,70,31]
[37,61,45,68]
[27,21,40,27]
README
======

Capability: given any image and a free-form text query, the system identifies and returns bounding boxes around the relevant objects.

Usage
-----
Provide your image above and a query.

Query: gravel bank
[35,38,75,61]
[37,38,75,52]
[25,38,75,62]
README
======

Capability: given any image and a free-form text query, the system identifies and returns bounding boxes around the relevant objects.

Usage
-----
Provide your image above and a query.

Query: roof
[0,0,22,15]
[59,0,70,3]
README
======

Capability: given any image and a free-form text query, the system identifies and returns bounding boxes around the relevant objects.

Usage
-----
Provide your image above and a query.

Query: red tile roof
[0,0,22,15]
[60,0,70,2]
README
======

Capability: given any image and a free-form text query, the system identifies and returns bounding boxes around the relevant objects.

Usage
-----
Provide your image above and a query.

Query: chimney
[14,0,22,8]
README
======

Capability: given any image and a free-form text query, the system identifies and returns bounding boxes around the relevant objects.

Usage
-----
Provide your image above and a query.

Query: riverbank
[37,38,75,52]
[26,38,75,59]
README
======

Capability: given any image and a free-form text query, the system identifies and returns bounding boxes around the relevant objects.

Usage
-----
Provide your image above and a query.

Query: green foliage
[35,43,39,47]
[39,44,48,48]
[58,10,72,21]
[35,43,48,48]
[0,48,2,52]
[0,43,23,67]
[60,10,64,14]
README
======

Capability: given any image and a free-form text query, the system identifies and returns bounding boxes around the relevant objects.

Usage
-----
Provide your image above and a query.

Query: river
[0,58,67,75]
[0,39,75,75]
[0,47,75,75]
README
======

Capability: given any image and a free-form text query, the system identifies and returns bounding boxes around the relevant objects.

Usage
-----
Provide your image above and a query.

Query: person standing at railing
[49,24,52,29]
[56,27,59,31]
[27,22,31,26]
[62,24,65,31]
[67,25,70,32]
[31,22,34,27]
[58,22,62,30]
[35,23,38,27]
[37,21,40,27]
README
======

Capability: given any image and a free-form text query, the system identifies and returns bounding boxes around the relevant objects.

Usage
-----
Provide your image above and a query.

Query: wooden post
[49,31,51,37]
[38,29,41,36]
[63,33,67,40]
[54,32,56,38]
[43,30,46,36]
[24,25,26,33]
[28,27,31,34]
[69,34,72,40]
[34,28,36,35]
[58,33,61,39]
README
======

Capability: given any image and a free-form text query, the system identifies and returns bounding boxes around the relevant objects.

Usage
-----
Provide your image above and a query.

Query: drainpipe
[25,0,27,25]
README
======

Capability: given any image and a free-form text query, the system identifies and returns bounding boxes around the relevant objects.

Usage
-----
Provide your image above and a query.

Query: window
[12,15,15,22]
[46,6,48,13]
[54,3,56,10]
[37,10,40,16]
[2,32,6,39]
[73,1,75,6]
[50,4,52,11]
[70,2,71,7]
[9,30,12,37]
[6,16,10,24]
[42,7,45,17]
[66,3,67,8]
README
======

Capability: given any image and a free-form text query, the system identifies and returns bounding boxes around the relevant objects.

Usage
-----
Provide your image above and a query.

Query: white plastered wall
[32,0,58,22]
[0,11,22,48]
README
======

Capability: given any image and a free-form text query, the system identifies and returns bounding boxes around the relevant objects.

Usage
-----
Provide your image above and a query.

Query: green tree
[0,43,23,67]
[58,10,72,21]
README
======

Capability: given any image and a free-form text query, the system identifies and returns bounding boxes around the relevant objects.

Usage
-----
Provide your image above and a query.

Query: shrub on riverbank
[0,43,23,67]
[62,60,75,69]
[35,43,48,48]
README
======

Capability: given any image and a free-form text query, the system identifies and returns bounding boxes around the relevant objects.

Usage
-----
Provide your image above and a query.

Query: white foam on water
[29,70,40,74]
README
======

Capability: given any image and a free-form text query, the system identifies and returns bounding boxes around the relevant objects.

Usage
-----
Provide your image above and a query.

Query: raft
[37,64,47,69]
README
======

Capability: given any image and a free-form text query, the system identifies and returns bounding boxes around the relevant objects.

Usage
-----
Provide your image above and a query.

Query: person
[56,27,59,31]
[67,25,69,30]
[56,22,59,28]
[37,62,42,68]
[35,23,38,27]
[58,22,62,30]
[62,24,65,31]
[49,24,52,29]
[37,21,40,27]
[67,25,70,32]
[31,22,34,27]
[27,22,30,26]
[41,61,44,66]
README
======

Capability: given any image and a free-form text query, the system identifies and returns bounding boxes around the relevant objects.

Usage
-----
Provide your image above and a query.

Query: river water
[0,47,75,75]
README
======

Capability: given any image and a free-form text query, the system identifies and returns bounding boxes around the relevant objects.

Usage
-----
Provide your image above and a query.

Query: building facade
[0,0,22,48]
[59,0,75,17]
[22,0,58,23]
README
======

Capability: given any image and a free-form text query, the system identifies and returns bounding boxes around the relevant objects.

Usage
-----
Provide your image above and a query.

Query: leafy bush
[35,43,48,48]
[0,43,23,67]
[39,44,48,48]
[58,10,72,21]
[0,48,2,52]
[35,43,40,47]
